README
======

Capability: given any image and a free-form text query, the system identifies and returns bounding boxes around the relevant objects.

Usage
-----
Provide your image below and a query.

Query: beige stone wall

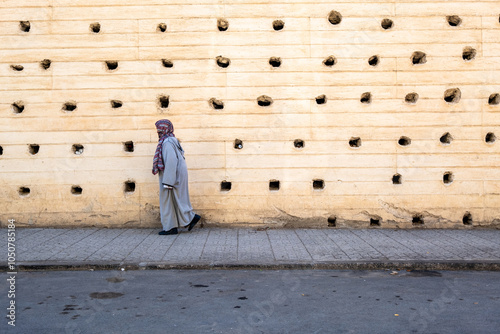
[1,0,499,228]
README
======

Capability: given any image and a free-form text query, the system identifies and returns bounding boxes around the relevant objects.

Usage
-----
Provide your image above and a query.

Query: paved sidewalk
[1,228,500,271]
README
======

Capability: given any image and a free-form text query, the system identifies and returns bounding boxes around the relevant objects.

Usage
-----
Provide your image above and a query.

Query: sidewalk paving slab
[1,227,499,271]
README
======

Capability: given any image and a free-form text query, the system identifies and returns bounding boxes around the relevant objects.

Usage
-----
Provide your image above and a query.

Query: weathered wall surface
[1,0,499,228]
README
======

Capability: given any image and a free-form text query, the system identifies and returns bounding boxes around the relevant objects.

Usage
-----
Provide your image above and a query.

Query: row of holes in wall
[327,212,474,227]
[10,91,500,115]
[238,133,498,148]
[15,183,475,226]
[17,182,135,197]
[0,143,133,155]
[1,131,495,158]
[3,141,461,185]
[14,171,461,200]
[8,47,479,73]
[219,172,458,193]
[17,14,497,34]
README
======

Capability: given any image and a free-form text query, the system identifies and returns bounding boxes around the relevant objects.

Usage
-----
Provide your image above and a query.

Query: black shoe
[188,214,201,231]
[159,228,178,235]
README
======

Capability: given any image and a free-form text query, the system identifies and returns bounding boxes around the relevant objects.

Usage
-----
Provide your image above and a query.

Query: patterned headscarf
[152,119,175,175]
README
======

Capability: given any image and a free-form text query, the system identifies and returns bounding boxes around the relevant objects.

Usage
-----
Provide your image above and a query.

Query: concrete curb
[2,260,500,271]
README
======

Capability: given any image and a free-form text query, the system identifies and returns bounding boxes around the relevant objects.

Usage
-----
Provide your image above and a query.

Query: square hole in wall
[257,95,273,106]
[19,21,31,32]
[381,18,393,30]
[489,93,500,105]
[462,212,472,225]
[11,64,24,72]
[40,59,51,70]
[62,101,77,112]
[158,95,170,109]
[443,171,454,184]
[392,174,402,185]
[29,144,40,155]
[485,132,496,144]
[412,214,424,226]
[157,23,167,32]
[19,186,30,197]
[323,55,336,67]
[398,136,411,146]
[328,10,342,25]
[124,141,134,152]
[294,139,304,149]
[368,55,379,66]
[111,100,123,108]
[349,137,361,148]
[360,92,372,104]
[234,139,243,149]
[209,98,224,109]
[105,61,118,71]
[327,216,337,227]
[405,92,419,104]
[440,132,453,145]
[217,18,229,31]
[315,94,327,104]
[221,181,232,192]
[411,51,427,65]
[313,179,324,190]
[462,47,476,61]
[269,180,280,191]
[71,185,83,195]
[216,56,230,68]
[124,181,136,194]
[90,22,101,33]
[273,20,284,31]
[72,144,84,155]
[447,15,462,27]
[162,59,173,68]
[269,57,282,67]
[12,101,24,114]
[444,88,461,104]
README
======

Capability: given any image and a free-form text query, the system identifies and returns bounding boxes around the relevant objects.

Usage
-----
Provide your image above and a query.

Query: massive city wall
[1,1,499,228]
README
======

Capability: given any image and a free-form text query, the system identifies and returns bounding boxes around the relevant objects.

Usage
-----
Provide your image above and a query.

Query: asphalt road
[1,270,499,333]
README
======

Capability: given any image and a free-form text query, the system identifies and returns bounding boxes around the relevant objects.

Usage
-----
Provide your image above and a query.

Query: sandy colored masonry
[1,0,499,228]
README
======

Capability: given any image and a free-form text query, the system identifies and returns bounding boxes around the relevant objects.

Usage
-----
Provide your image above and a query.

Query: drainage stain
[408,270,442,277]
[89,292,124,299]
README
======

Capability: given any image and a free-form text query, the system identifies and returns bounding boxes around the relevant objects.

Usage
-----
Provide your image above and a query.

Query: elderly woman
[152,119,201,235]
